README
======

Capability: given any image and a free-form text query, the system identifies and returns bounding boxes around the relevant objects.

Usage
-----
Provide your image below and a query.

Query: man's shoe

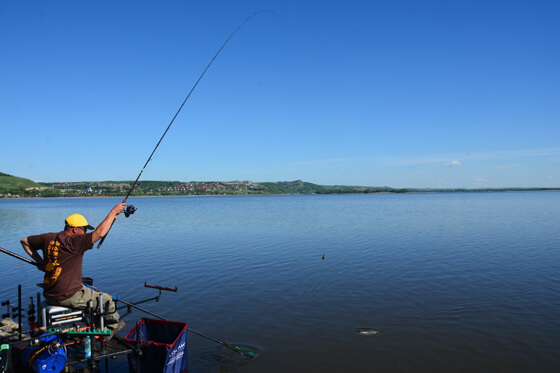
[116,320,126,331]
[106,321,126,341]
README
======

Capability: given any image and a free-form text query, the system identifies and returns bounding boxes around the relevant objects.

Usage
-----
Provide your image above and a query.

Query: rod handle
[97,198,127,249]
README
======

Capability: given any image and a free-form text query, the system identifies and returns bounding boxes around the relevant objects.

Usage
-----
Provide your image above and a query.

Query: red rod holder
[144,282,178,292]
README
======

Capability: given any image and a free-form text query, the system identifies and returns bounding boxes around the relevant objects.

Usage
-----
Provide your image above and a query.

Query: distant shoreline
[1,174,559,198]
[2,188,559,200]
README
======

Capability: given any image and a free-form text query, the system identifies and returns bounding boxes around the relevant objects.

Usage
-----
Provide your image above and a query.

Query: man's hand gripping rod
[97,188,138,248]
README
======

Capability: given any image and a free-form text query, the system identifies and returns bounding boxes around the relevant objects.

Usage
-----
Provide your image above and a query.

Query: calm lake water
[1,192,559,372]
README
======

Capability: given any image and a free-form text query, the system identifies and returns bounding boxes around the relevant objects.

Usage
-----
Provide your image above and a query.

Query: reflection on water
[1,192,559,372]
[190,344,261,373]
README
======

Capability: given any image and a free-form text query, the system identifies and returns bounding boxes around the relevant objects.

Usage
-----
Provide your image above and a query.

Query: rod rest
[47,327,111,336]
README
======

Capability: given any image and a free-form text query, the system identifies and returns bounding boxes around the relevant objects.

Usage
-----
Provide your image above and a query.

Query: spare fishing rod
[97,9,277,248]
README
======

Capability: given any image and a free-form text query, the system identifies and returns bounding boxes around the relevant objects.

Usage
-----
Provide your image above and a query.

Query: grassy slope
[0,172,41,190]
[259,180,322,194]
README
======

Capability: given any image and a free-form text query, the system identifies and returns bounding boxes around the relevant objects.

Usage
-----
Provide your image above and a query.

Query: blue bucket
[22,334,67,373]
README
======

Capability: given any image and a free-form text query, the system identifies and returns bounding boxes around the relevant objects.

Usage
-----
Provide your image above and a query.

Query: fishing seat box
[125,318,188,373]
[42,303,86,328]
[37,278,91,329]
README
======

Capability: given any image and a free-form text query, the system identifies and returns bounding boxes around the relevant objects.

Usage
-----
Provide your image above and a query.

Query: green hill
[0,172,41,194]
[259,180,322,194]
[259,180,396,194]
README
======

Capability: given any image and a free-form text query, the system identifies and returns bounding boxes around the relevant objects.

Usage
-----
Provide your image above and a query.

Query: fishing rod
[0,247,37,267]
[0,247,254,358]
[98,9,277,248]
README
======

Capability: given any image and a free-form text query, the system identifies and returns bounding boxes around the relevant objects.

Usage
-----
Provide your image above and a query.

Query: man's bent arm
[91,203,126,244]
[20,237,46,269]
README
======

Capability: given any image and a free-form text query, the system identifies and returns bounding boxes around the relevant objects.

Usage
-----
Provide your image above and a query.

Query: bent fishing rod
[98,10,277,248]
[0,246,253,358]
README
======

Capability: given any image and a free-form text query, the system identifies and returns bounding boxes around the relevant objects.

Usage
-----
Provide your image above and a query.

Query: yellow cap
[65,214,95,230]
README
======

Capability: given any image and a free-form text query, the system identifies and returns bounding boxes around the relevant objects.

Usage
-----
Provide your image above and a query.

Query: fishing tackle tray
[67,334,133,365]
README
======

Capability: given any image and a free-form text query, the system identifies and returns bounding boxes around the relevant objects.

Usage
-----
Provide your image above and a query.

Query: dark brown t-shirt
[27,232,93,300]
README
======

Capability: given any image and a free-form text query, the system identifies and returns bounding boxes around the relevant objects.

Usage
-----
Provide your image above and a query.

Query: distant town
[17,180,268,198]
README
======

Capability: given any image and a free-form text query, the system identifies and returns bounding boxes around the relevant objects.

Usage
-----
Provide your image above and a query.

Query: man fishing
[20,202,127,338]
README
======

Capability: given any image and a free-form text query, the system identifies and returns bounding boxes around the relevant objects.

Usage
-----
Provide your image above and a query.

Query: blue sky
[1,0,559,188]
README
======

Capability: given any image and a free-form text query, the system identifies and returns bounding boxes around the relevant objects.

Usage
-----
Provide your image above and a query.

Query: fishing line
[98,9,278,248]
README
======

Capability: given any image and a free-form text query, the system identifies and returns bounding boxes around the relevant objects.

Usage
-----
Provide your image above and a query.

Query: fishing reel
[124,205,138,218]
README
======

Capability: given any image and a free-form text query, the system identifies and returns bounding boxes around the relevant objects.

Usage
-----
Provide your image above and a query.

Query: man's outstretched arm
[91,203,126,244]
